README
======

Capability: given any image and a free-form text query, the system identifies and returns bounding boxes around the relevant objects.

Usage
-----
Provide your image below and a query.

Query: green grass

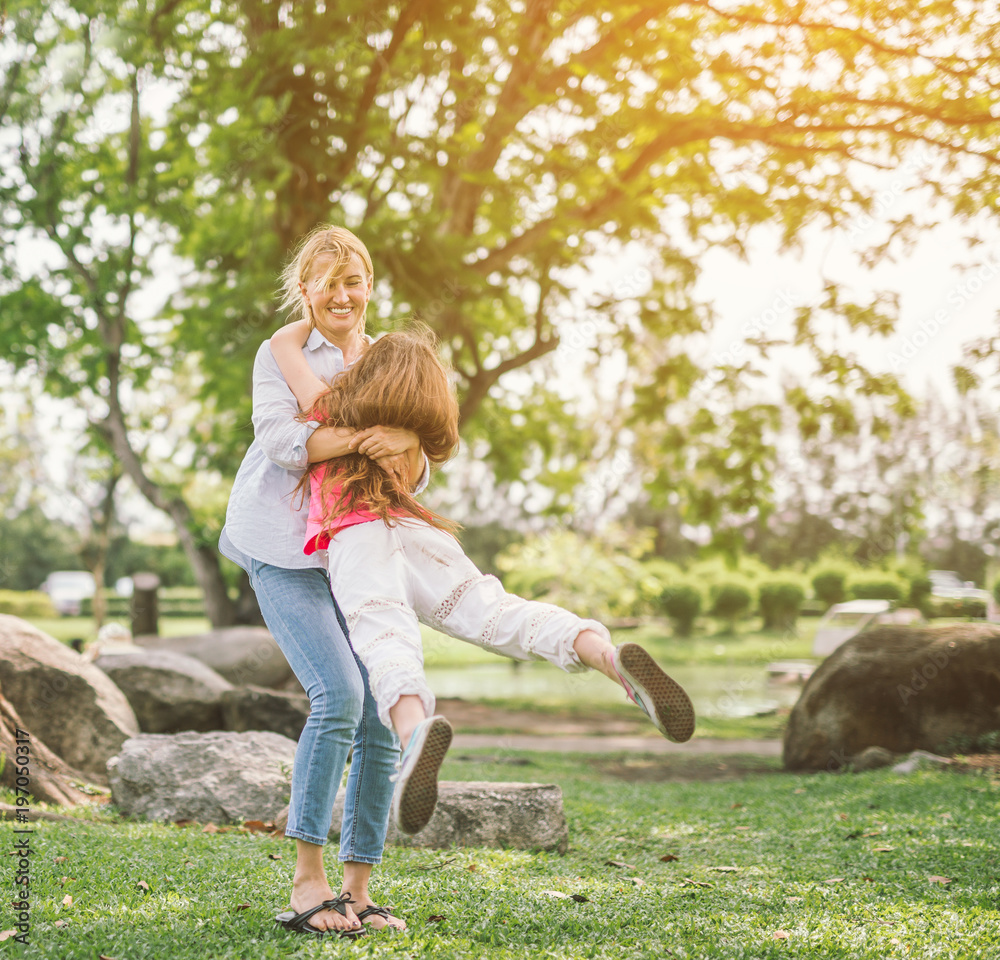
[442,697,788,741]
[423,619,817,669]
[6,751,999,959]
[25,616,213,645]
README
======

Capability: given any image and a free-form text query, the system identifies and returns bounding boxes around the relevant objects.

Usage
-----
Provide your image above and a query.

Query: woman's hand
[374,452,411,487]
[349,426,419,459]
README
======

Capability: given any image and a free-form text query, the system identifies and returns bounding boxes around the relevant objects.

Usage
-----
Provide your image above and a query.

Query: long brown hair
[300,328,461,539]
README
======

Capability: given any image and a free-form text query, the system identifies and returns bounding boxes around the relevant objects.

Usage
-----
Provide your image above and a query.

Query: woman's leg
[337,632,406,928]
[247,560,401,933]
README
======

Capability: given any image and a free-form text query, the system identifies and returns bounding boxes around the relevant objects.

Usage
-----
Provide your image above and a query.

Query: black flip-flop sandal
[275,892,366,939]
[356,903,400,930]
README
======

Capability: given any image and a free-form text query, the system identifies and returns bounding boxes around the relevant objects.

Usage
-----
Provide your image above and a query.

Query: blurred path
[451,734,782,755]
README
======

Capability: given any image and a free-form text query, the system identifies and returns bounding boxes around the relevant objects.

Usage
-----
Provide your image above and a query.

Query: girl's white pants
[326,518,608,730]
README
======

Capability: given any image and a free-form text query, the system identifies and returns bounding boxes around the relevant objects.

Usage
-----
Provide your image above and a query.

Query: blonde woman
[221,226,417,938]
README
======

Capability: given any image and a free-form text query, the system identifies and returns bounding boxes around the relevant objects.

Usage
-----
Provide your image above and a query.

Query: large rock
[0,615,139,780]
[133,627,294,688]
[93,649,234,733]
[784,623,1000,771]
[320,781,568,853]
[108,730,295,823]
[221,685,310,740]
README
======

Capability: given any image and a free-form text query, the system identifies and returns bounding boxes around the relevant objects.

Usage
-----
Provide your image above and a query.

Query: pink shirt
[304,469,404,554]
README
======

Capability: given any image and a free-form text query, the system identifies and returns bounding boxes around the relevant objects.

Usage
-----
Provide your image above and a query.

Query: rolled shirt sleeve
[250,342,321,470]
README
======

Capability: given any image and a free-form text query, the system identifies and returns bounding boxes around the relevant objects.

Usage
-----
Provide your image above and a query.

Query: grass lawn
[5,751,998,959]
[26,617,213,645]
[422,619,818,669]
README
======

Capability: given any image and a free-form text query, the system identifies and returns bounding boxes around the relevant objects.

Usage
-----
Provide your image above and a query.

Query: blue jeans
[244,557,399,862]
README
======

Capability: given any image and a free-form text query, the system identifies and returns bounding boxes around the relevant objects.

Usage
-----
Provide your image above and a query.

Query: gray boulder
[784,623,1000,771]
[220,685,310,740]
[891,750,954,774]
[0,614,139,780]
[133,626,293,688]
[849,746,897,772]
[93,649,234,733]
[316,781,567,853]
[108,730,295,823]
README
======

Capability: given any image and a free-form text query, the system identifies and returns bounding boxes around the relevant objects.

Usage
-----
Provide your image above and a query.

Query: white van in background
[40,570,96,616]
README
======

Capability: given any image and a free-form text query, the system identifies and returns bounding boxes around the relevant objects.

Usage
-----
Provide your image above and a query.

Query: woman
[220,225,421,937]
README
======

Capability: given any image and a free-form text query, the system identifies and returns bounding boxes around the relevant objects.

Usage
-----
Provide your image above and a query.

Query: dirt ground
[436,697,652,737]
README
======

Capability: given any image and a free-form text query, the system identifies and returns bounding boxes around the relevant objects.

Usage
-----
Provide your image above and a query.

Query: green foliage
[811,568,848,607]
[458,522,525,581]
[105,538,196,588]
[0,589,56,619]
[0,505,83,591]
[495,526,659,621]
[847,576,904,602]
[907,574,933,612]
[707,581,753,629]
[657,583,703,637]
[5,0,1000,603]
[927,596,988,619]
[758,579,805,630]
[937,729,1000,755]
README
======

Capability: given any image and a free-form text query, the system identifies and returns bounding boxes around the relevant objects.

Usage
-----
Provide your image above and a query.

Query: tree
[0,1,242,623]
[3,0,1000,617]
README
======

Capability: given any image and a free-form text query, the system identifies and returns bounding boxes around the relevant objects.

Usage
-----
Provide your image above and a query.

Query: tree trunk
[82,468,120,631]
[0,682,98,807]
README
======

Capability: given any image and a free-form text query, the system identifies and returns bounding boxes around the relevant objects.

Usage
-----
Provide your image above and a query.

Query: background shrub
[758,580,805,630]
[847,575,904,602]
[811,569,847,607]
[708,581,753,631]
[658,584,702,637]
[0,589,56,619]
[907,574,933,613]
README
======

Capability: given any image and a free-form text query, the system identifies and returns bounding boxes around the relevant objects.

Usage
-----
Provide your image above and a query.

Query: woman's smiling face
[299,252,373,346]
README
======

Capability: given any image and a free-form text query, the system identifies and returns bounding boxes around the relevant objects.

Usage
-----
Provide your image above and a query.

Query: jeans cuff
[283,829,329,846]
[338,854,382,865]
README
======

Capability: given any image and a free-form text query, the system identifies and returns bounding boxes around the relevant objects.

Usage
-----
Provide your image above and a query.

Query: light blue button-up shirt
[220,328,428,570]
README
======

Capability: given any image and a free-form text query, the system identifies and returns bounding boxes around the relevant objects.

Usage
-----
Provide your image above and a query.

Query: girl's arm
[270,320,329,412]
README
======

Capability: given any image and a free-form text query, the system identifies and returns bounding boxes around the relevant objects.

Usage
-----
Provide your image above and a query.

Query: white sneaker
[391,715,453,835]
[612,642,695,743]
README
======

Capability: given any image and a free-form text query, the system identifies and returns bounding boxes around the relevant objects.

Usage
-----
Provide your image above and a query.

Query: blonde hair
[278,225,374,329]
[298,327,461,539]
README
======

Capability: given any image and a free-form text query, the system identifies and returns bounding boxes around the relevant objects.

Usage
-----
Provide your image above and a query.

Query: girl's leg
[247,560,399,933]
[327,522,437,732]
[327,523,450,835]
[402,524,696,742]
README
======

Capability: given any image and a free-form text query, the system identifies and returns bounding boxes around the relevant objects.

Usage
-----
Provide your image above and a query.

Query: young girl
[269,322,696,836]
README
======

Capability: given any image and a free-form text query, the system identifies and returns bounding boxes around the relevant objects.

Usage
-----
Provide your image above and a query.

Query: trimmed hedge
[0,589,56,619]
[658,584,702,637]
[811,570,847,607]
[848,578,903,602]
[708,582,753,627]
[758,580,805,630]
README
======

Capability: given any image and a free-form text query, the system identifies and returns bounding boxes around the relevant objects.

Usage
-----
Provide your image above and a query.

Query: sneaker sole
[395,717,453,835]
[616,643,695,743]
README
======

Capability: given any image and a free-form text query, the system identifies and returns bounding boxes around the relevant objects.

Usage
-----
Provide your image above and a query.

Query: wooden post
[131,572,161,637]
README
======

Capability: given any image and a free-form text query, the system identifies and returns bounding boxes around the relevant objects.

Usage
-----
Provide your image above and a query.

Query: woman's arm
[270,320,329,411]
